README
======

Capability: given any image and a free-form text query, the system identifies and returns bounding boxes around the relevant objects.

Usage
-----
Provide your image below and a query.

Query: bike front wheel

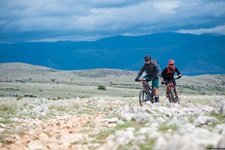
[139,89,151,107]
[175,97,180,104]
[169,87,176,103]
[169,87,179,104]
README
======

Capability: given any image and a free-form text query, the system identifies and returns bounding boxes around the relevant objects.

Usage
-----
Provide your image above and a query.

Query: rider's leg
[142,80,148,90]
[166,84,169,93]
[165,79,169,97]
[175,86,178,97]
[152,78,159,102]
[153,87,159,97]
[153,87,159,102]
[166,85,169,98]
[142,75,151,92]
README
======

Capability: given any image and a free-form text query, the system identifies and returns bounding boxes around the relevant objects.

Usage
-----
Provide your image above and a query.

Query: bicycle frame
[146,82,155,102]
[167,78,179,104]
[138,79,155,106]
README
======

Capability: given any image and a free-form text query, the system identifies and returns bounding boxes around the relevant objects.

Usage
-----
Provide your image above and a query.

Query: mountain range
[0,32,225,75]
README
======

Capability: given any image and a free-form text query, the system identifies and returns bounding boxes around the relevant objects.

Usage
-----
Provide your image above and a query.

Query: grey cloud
[0,0,225,43]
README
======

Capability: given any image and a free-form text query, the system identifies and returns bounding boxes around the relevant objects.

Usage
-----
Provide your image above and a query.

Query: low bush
[17,96,23,100]
[98,85,106,90]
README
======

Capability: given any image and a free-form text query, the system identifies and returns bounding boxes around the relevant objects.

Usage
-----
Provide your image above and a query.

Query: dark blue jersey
[136,61,161,79]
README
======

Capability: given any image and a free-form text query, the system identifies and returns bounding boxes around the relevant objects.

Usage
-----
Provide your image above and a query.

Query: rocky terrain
[0,96,225,150]
[0,63,225,150]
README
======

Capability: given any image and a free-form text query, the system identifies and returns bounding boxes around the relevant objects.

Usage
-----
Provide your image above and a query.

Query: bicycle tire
[169,87,176,103]
[176,97,180,104]
[173,88,180,104]
[149,91,155,103]
[139,89,149,107]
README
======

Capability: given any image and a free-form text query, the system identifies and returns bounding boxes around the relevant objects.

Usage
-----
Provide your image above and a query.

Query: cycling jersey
[136,61,162,79]
[161,66,181,79]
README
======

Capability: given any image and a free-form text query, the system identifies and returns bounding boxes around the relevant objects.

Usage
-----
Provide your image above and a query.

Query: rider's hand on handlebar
[135,78,139,82]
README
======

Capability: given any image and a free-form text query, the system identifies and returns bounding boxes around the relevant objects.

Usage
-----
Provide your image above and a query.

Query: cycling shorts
[164,78,176,86]
[143,75,159,88]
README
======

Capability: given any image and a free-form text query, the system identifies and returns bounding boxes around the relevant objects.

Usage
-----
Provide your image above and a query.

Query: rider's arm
[153,62,162,77]
[175,67,182,77]
[136,65,145,79]
[160,68,167,82]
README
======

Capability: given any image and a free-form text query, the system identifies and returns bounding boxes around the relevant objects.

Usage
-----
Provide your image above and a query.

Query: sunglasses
[145,59,150,62]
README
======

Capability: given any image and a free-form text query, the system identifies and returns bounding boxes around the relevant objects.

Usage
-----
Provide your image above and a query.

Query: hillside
[0,32,225,75]
[0,62,224,98]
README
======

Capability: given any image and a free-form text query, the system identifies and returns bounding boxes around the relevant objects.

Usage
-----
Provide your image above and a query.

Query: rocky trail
[0,96,225,150]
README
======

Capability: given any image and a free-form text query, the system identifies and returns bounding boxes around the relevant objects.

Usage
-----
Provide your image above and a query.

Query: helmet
[168,59,175,65]
[144,54,151,61]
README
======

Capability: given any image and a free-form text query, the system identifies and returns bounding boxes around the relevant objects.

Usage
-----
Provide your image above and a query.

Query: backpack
[151,60,158,71]
[166,65,176,74]
[152,60,158,64]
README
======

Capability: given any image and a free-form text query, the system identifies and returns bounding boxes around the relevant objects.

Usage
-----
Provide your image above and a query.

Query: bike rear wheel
[139,89,151,107]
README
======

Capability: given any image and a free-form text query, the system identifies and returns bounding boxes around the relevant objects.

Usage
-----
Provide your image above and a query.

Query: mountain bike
[164,77,180,104]
[138,79,155,107]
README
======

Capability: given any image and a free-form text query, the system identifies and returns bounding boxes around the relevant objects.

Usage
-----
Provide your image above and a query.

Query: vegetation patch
[17,96,23,100]
[93,128,115,142]
[24,94,36,98]
[138,138,155,150]
[49,105,67,112]
[0,103,17,116]
[97,85,106,90]
[189,117,195,123]
[115,121,144,131]
[158,124,178,132]
[4,128,27,135]
[210,112,225,122]
[0,118,12,124]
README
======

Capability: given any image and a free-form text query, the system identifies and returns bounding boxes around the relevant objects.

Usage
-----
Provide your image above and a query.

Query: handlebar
[161,76,181,84]
[136,79,152,82]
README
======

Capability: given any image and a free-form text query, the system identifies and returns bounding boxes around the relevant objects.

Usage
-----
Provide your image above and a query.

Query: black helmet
[144,54,151,61]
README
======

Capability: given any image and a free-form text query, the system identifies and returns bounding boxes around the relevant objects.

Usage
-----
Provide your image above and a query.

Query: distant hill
[0,32,225,75]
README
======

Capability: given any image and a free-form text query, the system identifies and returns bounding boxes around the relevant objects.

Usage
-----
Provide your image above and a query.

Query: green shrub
[98,85,106,90]
[17,96,23,100]
[24,95,36,98]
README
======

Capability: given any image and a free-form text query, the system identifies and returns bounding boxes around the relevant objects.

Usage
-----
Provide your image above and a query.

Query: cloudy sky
[0,0,225,43]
